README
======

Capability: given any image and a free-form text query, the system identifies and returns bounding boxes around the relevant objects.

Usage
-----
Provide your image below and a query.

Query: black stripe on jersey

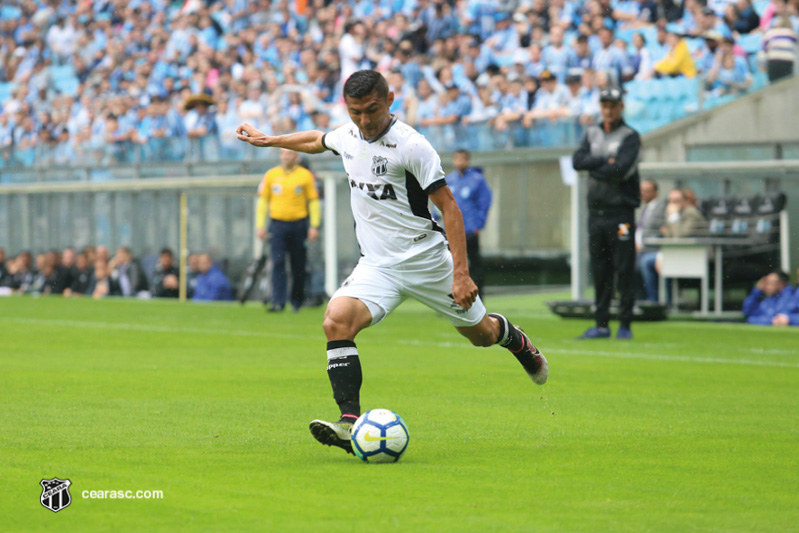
[321,133,339,155]
[405,171,445,235]
[424,178,447,195]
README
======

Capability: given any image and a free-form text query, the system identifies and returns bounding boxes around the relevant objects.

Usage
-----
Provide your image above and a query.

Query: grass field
[2,293,798,532]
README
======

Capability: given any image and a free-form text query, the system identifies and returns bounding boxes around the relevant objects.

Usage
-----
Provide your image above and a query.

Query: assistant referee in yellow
[256,148,320,312]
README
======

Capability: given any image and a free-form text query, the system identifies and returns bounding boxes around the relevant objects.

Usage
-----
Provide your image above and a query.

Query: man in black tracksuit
[572,87,642,340]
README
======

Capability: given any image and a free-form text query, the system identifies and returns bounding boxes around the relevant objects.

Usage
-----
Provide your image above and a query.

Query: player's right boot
[512,327,548,385]
[309,418,355,455]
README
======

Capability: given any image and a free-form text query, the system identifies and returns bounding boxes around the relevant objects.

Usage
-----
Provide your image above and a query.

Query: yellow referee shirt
[256,165,320,229]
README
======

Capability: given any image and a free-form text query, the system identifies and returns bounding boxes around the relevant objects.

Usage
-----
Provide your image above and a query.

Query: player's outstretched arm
[430,185,478,310]
[235,123,327,154]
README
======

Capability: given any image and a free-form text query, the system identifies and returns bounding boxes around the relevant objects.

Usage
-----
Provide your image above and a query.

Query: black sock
[489,313,524,352]
[326,340,362,419]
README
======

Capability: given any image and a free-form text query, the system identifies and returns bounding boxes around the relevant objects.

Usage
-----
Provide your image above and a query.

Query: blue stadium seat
[754,0,770,16]
[738,33,762,54]
[0,5,22,19]
[54,76,80,96]
[624,98,647,120]
[0,82,18,101]
[50,65,76,80]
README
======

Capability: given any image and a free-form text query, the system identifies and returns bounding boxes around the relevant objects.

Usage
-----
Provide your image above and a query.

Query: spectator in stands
[0,114,12,167]
[109,247,148,298]
[592,27,634,86]
[89,259,121,300]
[339,22,366,83]
[636,179,667,302]
[726,0,760,34]
[743,270,798,325]
[67,252,93,296]
[494,76,529,131]
[654,30,698,78]
[707,37,753,94]
[192,253,233,302]
[661,188,706,237]
[760,16,797,82]
[698,6,733,39]
[697,31,724,74]
[567,34,594,73]
[631,33,655,80]
[184,93,219,162]
[523,70,570,127]
[543,26,571,82]
[151,248,180,299]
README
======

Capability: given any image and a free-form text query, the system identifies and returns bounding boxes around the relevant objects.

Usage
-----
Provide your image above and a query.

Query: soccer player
[236,70,548,456]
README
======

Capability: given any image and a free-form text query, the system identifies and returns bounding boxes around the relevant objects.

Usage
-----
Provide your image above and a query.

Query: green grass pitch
[2,293,798,532]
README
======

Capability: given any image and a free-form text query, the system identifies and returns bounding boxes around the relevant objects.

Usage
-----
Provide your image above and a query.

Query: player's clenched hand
[452,272,478,310]
[236,123,273,147]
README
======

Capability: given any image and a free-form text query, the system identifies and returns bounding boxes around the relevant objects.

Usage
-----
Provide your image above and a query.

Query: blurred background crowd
[0,0,796,168]
[0,244,236,301]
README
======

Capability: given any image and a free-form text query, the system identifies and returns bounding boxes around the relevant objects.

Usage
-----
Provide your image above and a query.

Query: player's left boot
[309,418,355,455]
[512,327,548,385]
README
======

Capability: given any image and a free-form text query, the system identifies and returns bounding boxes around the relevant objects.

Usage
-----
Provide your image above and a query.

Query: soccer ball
[350,409,409,463]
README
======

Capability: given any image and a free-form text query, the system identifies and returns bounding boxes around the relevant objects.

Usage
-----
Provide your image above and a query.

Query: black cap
[599,87,623,103]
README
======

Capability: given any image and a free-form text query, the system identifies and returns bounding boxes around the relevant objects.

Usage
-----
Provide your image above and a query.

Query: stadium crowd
[0,245,234,301]
[0,0,796,167]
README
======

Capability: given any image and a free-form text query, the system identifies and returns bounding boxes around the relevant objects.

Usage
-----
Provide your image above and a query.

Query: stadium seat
[754,0,770,16]
[50,65,76,80]
[0,82,18,102]
[54,76,80,96]
[738,33,763,54]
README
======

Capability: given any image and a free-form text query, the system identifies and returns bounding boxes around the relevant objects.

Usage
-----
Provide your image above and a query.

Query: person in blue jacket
[443,149,493,297]
[192,253,233,302]
[742,270,797,326]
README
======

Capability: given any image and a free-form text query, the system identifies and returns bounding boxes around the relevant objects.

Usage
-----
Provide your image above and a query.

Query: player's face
[344,90,395,139]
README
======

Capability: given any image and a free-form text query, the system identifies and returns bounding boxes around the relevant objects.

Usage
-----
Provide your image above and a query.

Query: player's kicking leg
[457,313,548,385]
[309,296,374,455]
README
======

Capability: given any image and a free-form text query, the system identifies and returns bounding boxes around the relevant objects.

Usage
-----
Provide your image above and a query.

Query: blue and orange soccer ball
[350,409,410,463]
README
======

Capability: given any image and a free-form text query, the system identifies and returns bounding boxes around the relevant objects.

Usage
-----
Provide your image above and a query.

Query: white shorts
[331,251,486,328]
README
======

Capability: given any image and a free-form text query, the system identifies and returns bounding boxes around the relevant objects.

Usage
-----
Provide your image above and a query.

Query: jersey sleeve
[320,125,346,156]
[403,134,447,194]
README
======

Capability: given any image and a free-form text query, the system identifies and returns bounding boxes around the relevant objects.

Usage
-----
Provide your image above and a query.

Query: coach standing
[572,87,642,340]
[257,148,320,313]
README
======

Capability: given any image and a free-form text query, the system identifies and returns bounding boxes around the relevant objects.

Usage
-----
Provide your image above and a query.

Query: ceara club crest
[40,478,72,513]
[371,156,388,176]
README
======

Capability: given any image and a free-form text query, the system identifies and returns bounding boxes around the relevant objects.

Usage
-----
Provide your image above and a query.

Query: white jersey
[322,117,449,268]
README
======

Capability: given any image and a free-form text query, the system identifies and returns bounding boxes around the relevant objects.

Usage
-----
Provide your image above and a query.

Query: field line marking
[6,317,798,369]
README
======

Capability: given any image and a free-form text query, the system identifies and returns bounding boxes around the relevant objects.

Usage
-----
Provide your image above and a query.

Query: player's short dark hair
[643,179,658,191]
[455,149,470,159]
[343,70,389,100]
[160,248,173,257]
